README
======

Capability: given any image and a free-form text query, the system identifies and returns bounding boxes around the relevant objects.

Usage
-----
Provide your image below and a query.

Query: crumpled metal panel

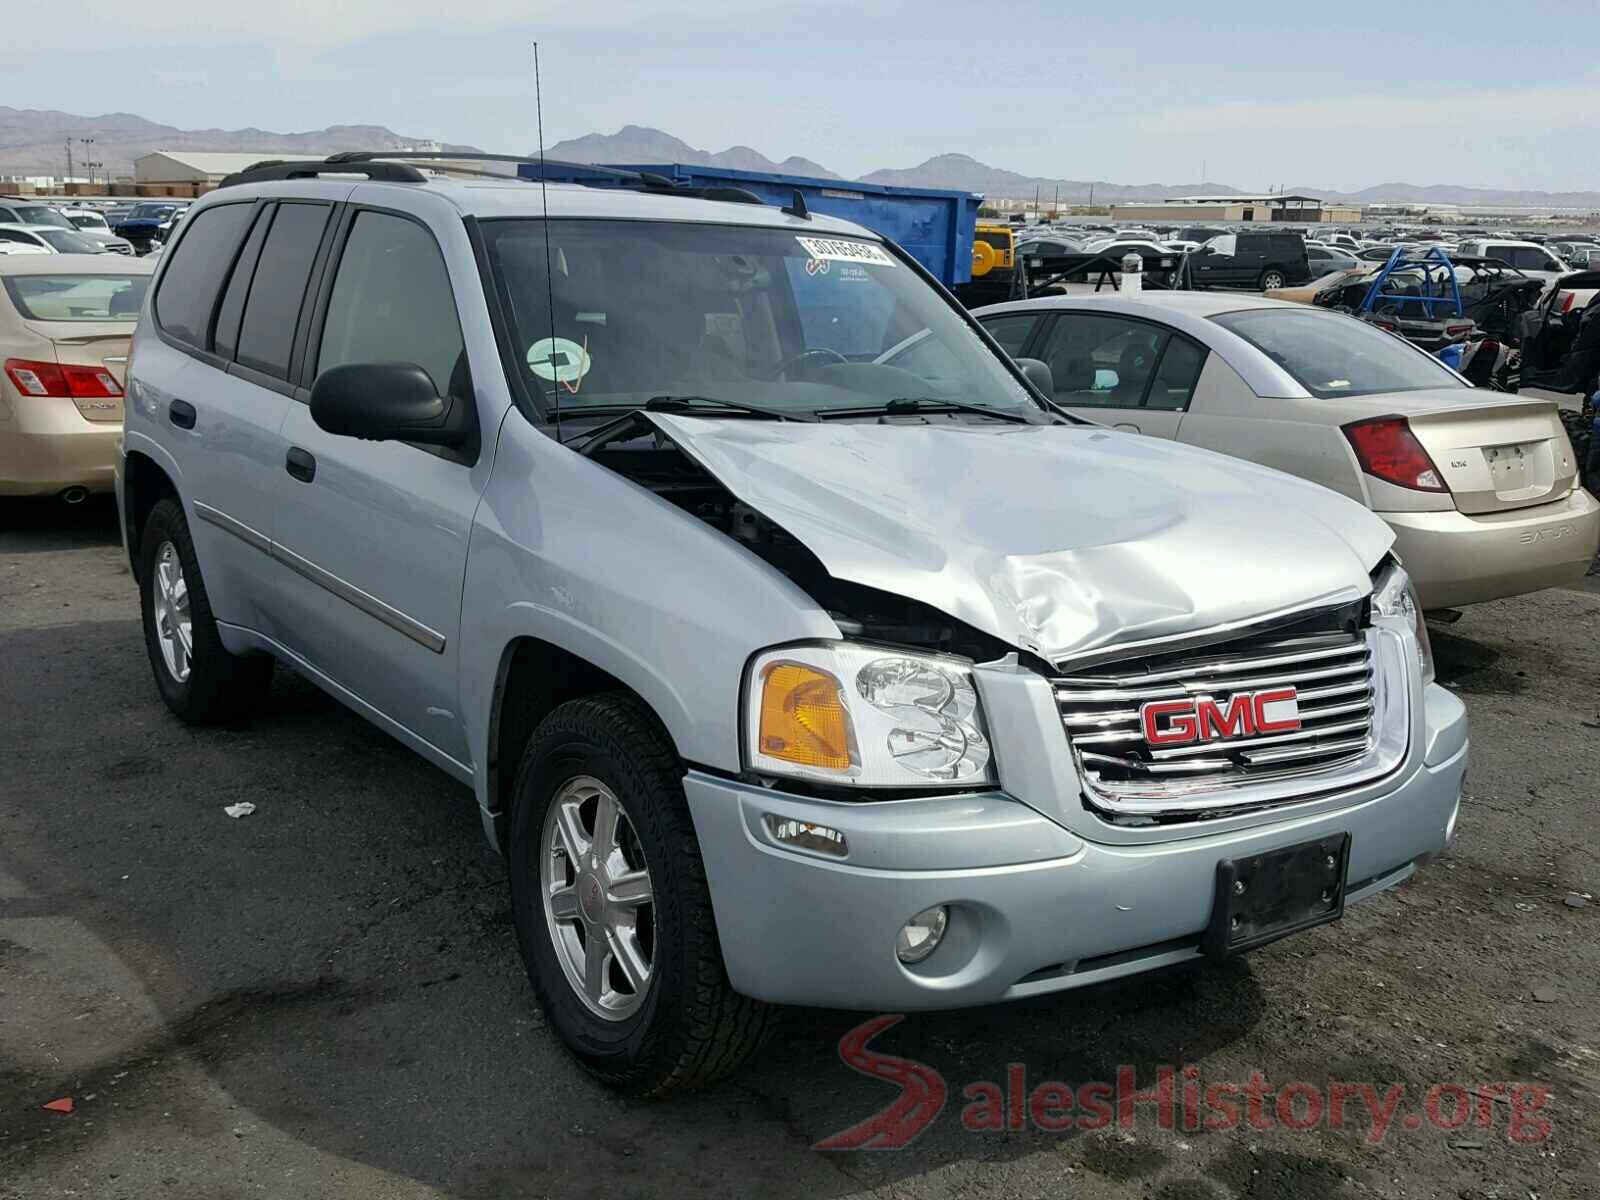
[646,414,1394,663]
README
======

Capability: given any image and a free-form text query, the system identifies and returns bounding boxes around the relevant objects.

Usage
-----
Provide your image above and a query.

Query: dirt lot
[1,497,1596,1200]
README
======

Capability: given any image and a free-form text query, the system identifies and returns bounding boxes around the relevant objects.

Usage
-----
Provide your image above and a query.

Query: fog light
[895,905,949,964]
[763,815,848,859]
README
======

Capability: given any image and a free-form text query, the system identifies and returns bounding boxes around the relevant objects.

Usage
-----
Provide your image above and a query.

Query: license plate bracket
[1203,833,1350,959]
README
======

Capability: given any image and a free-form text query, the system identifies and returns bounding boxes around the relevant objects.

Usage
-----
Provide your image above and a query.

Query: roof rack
[218,159,428,188]
[220,151,766,206]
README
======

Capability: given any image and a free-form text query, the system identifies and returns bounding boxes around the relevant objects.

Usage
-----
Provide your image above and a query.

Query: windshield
[129,204,177,220]
[36,228,102,254]
[3,274,149,321]
[1212,308,1463,398]
[480,219,1041,416]
[14,206,75,230]
[67,213,109,230]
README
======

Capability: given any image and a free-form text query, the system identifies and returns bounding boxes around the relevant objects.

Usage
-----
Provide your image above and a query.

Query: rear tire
[507,693,778,1095]
[138,498,271,724]
[1259,267,1287,291]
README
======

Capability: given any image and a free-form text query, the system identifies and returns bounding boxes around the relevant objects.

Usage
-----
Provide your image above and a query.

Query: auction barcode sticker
[796,237,896,267]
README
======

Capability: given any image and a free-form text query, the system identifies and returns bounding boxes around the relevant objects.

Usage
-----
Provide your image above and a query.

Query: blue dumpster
[519,161,980,287]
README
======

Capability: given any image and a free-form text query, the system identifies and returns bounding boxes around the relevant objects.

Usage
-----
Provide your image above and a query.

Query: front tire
[508,694,777,1095]
[138,498,271,723]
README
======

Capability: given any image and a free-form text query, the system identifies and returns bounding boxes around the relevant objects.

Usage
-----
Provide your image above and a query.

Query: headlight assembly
[745,643,997,789]
[1372,558,1434,686]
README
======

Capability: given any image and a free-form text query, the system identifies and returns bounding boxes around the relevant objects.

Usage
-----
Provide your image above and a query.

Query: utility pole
[78,138,95,190]
[65,138,73,186]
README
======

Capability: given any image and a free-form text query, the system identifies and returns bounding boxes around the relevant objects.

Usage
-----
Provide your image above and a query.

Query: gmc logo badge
[1140,689,1301,746]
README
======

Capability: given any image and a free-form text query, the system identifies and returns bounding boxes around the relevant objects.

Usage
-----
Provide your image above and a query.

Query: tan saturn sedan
[971,292,1599,608]
[0,253,154,500]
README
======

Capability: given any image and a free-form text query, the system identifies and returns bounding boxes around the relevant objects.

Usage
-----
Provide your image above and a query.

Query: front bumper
[687,683,1466,1011]
[1385,487,1600,608]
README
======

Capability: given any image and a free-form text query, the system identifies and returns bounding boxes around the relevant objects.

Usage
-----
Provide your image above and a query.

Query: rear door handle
[285,447,316,483]
[168,399,196,429]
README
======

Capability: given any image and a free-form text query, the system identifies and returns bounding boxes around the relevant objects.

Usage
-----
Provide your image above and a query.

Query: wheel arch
[122,449,181,583]
[482,635,685,854]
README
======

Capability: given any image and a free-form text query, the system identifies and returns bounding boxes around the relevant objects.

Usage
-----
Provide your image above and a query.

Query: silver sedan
[974,292,1599,608]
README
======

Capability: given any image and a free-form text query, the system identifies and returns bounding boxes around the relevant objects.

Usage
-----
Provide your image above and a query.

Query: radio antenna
[533,41,561,442]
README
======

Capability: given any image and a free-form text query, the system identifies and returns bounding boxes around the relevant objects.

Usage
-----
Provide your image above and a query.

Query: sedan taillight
[1343,415,1448,493]
[4,358,124,399]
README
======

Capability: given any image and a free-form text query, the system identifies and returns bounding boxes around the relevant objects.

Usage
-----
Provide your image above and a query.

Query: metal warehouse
[1111,193,1363,224]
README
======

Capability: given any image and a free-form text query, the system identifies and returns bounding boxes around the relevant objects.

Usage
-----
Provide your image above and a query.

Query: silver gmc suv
[117,155,1467,1095]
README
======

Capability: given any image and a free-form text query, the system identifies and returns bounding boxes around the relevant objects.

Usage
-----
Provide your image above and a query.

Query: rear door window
[233,202,332,379]
[1035,313,1168,409]
[153,202,255,350]
[212,207,272,361]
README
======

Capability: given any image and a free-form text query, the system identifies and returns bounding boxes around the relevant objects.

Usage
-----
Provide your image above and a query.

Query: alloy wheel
[540,775,656,1020]
[152,541,192,683]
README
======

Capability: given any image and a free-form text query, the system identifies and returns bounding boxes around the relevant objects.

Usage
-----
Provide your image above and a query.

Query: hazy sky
[10,0,1598,191]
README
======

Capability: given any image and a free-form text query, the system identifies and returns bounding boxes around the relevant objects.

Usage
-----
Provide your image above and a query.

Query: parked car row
[0,194,187,257]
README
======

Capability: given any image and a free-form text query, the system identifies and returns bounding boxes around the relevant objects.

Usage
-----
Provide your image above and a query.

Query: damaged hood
[648,414,1394,663]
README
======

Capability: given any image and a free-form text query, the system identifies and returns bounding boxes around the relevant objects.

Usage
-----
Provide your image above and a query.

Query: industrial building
[1110,193,1363,225]
[132,151,307,196]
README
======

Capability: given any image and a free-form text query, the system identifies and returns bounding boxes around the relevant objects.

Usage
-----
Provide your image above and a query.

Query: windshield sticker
[803,257,831,276]
[796,237,896,268]
[527,336,591,393]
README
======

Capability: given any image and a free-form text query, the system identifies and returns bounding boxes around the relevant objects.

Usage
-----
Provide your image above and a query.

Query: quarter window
[1147,335,1206,411]
[317,211,466,397]
[153,202,255,350]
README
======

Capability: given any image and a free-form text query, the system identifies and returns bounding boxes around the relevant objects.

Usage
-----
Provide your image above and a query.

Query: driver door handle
[285,446,317,483]
[1113,422,1141,434]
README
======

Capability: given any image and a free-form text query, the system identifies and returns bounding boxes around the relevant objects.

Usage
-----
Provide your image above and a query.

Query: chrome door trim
[192,500,270,554]
[192,501,447,654]
[270,540,447,654]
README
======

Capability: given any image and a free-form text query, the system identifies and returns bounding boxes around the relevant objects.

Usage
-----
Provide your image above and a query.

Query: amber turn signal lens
[757,662,853,772]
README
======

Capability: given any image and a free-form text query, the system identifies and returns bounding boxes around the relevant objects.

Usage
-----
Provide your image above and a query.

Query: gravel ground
[1,496,1596,1200]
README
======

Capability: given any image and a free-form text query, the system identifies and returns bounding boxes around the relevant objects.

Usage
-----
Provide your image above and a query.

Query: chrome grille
[1056,623,1377,805]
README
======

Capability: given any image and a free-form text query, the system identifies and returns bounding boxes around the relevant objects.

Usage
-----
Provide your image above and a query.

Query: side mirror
[310,362,471,447]
[1014,357,1054,397]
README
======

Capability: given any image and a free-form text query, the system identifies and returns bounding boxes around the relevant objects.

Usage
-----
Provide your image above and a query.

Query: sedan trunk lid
[1338,389,1578,515]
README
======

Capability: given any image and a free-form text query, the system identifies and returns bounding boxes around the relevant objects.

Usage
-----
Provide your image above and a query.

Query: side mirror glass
[310,362,469,447]
[1014,356,1054,397]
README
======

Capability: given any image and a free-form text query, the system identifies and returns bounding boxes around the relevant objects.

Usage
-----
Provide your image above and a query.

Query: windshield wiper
[815,397,1034,424]
[643,394,819,422]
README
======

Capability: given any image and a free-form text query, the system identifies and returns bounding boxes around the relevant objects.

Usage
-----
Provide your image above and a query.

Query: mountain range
[543,125,836,180]
[3,111,1596,209]
[538,129,1600,210]
[0,107,480,179]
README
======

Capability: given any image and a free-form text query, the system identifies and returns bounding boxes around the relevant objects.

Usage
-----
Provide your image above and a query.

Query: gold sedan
[0,253,154,500]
